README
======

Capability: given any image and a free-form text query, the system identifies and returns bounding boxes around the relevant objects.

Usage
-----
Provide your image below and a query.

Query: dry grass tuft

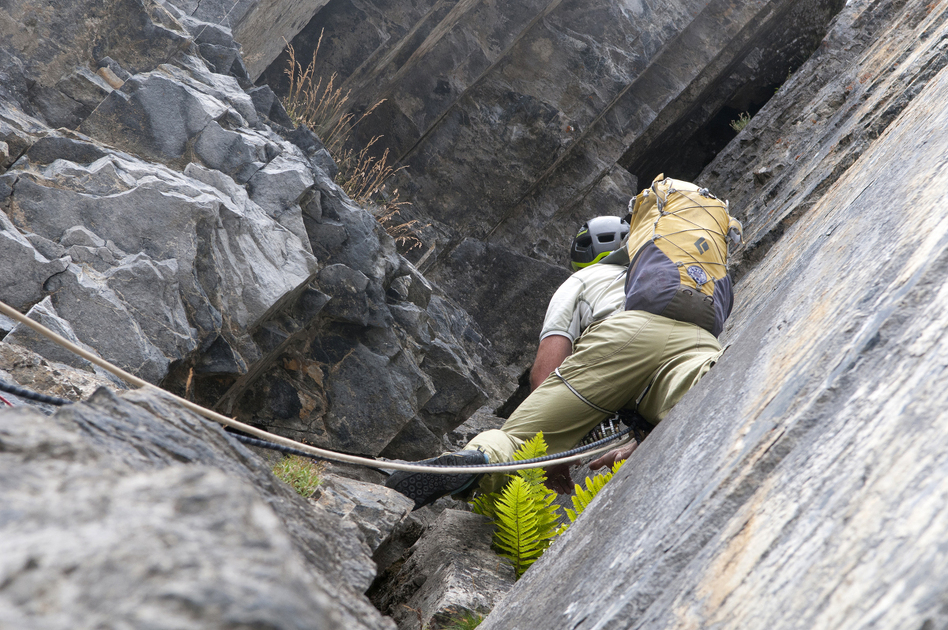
[281,33,426,248]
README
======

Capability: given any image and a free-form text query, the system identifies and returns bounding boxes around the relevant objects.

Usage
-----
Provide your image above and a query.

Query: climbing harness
[555,367,654,445]
[0,299,634,475]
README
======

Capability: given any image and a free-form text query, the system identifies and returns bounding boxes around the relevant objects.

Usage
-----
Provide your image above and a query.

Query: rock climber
[387,176,741,510]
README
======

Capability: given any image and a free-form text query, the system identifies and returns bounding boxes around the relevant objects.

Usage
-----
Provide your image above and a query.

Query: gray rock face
[371,510,516,630]
[256,0,845,384]
[0,386,396,629]
[0,342,126,410]
[8,0,934,626]
[4,149,316,383]
[5,297,101,371]
[476,1,948,628]
[313,474,414,555]
[0,0,502,468]
[426,238,572,368]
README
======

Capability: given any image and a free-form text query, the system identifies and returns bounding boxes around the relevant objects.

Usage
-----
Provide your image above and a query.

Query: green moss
[272,455,323,498]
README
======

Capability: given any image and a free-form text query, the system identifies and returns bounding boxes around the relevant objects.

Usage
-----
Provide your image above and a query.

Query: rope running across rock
[0,299,634,474]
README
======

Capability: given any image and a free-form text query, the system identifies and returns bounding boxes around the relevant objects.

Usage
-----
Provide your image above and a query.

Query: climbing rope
[0,299,634,474]
[0,378,71,406]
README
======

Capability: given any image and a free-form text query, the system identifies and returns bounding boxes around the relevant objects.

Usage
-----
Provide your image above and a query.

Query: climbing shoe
[385,450,489,510]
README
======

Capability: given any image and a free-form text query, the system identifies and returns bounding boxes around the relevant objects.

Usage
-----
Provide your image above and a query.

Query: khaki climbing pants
[465,310,723,493]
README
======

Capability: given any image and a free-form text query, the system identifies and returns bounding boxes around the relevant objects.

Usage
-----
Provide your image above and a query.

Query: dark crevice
[494,367,531,419]
[621,0,846,185]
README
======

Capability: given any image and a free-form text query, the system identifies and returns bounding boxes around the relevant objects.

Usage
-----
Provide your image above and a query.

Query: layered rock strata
[257,0,845,364]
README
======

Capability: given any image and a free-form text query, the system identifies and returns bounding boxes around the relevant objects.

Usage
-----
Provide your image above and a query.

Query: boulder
[0,386,395,629]
[370,509,516,630]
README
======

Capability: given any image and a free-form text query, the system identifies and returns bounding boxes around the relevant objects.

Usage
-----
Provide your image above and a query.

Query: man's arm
[529,334,573,391]
[531,334,575,494]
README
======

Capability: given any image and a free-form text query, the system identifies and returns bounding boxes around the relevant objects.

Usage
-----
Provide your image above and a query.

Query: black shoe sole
[386,455,484,510]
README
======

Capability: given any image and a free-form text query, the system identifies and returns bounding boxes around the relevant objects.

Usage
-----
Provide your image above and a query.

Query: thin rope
[0,300,627,474]
[0,378,71,405]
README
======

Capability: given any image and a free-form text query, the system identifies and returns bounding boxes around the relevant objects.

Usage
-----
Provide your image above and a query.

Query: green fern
[470,492,497,519]
[564,461,623,524]
[469,435,626,578]
[512,432,549,486]
[470,432,551,520]
[470,433,561,578]
[493,478,561,577]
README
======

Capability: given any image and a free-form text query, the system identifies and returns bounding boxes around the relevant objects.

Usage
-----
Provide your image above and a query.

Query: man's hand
[545,462,574,494]
[589,441,638,471]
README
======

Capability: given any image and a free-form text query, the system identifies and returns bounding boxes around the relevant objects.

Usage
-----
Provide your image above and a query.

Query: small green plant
[471,434,561,578]
[563,461,624,525]
[272,455,323,498]
[438,609,484,630]
[472,435,626,578]
[729,111,751,133]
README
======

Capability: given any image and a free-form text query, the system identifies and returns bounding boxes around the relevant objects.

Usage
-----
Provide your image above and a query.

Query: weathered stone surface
[264,0,842,255]
[477,2,948,629]
[0,342,125,410]
[80,72,230,162]
[0,0,190,129]
[699,0,948,285]
[5,297,101,372]
[247,154,314,241]
[209,160,508,459]
[3,150,316,383]
[371,509,515,630]
[0,211,68,311]
[313,474,414,555]
[192,120,269,183]
[426,238,571,367]
[0,386,395,628]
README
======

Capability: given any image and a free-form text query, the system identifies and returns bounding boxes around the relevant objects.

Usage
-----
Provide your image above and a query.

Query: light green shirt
[539,263,628,343]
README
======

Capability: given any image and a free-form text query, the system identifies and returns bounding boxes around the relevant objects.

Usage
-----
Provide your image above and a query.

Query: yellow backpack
[624,175,743,337]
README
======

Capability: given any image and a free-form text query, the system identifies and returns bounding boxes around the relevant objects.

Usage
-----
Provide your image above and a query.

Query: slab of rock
[0,385,395,629]
[313,474,414,555]
[371,509,515,630]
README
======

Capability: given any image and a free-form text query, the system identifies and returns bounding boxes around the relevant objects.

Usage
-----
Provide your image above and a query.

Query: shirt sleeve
[539,275,589,343]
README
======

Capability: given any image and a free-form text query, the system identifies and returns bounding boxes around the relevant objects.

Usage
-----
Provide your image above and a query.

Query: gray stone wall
[258,0,844,359]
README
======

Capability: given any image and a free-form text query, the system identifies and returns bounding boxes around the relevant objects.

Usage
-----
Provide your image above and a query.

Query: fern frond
[514,432,549,487]
[565,460,625,525]
[470,492,499,519]
[493,476,542,576]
